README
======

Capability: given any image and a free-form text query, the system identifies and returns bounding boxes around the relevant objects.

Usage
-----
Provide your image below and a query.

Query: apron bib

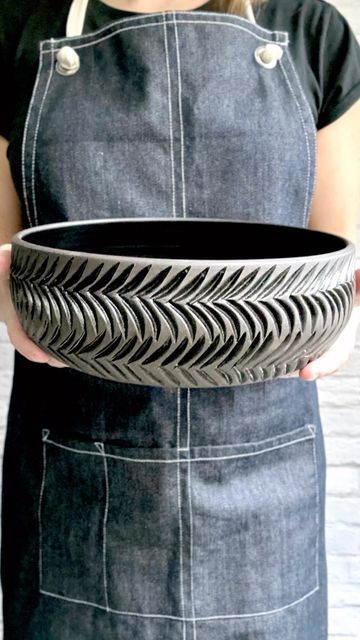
[22,0,315,228]
[2,2,327,638]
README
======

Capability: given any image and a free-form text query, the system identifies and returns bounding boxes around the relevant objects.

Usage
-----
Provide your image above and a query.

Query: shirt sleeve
[0,16,13,139]
[0,0,40,140]
[317,3,360,129]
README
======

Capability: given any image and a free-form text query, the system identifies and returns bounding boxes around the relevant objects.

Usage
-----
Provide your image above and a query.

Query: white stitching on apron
[41,21,289,54]
[163,14,177,217]
[310,430,320,588]
[39,423,319,618]
[38,435,48,589]
[95,442,110,612]
[39,583,319,619]
[43,432,316,463]
[279,56,311,228]
[285,47,317,132]
[187,389,197,639]
[31,41,56,226]
[22,47,45,226]
[173,14,187,218]
[186,389,191,451]
[176,389,187,638]
[284,48,318,226]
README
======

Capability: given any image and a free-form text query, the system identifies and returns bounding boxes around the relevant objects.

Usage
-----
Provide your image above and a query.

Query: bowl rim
[12,217,355,267]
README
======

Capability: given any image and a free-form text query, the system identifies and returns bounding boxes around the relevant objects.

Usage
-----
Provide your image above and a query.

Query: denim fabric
[21,12,315,228]
[2,8,327,640]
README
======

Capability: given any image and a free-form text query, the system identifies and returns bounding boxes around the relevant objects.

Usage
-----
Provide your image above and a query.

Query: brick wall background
[0,0,359,636]
[318,4,360,637]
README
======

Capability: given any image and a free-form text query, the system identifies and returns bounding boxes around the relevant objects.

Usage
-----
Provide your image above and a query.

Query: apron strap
[67,0,89,36]
[244,0,256,24]
[66,0,257,36]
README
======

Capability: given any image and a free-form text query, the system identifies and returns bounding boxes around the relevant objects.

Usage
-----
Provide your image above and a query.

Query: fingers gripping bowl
[10,218,355,388]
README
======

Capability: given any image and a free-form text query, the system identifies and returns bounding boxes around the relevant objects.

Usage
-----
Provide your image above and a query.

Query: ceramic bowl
[10,218,355,387]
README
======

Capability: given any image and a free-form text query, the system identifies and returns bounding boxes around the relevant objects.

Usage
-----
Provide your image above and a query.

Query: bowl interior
[21,219,347,260]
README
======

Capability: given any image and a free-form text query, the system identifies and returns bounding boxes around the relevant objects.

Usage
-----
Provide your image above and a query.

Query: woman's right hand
[0,243,68,367]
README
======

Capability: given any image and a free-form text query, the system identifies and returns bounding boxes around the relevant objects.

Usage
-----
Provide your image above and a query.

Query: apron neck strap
[67,0,89,36]
[244,0,256,24]
[66,0,257,36]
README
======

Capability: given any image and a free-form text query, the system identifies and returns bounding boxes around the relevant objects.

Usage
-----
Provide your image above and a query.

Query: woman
[0,0,359,638]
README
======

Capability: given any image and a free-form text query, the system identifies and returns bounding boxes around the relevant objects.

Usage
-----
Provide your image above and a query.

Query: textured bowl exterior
[10,230,355,388]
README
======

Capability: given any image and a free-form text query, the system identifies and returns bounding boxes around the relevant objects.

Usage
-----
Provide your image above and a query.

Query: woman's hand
[0,243,68,368]
[0,137,66,367]
[298,268,360,381]
[299,102,360,382]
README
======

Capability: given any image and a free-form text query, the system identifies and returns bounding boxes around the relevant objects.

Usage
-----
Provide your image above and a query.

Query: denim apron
[1,0,328,638]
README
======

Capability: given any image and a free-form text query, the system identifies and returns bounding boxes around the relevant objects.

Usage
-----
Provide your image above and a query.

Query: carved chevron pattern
[10,244,355,387]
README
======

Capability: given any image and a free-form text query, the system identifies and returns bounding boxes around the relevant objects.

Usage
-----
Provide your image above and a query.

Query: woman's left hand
[298,268,360,381]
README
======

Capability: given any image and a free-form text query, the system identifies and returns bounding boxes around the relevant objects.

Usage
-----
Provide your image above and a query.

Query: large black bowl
[10,218,355,387]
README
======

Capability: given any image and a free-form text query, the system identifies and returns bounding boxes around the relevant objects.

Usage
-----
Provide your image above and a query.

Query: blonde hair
[207,0,267,15]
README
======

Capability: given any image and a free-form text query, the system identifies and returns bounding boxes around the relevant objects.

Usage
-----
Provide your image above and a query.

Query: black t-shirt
[0,0,360,143]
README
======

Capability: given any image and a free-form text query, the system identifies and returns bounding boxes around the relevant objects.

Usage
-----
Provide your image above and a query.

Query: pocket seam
[38,424,320,617]
[191,424,320,616]
[310,425,320,590]
[41,423,316,463]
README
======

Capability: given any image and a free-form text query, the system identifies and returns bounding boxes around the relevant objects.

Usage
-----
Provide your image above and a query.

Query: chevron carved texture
[10,244,355,387]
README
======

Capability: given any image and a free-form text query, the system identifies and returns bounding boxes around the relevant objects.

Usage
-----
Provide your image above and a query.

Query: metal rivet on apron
[56,46,80,76]
[254,44,283,69]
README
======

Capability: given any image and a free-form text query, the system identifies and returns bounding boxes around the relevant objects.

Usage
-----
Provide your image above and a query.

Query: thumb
[0,244,12,279]
[355,268,360,306]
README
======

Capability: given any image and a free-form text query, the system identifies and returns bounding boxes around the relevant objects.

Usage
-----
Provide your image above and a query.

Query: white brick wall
[0,0,359,636]
[320,3,360,637]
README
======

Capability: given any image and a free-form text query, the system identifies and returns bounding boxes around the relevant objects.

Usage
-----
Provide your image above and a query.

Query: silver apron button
[56,46,80,76]
[255,44,284,69]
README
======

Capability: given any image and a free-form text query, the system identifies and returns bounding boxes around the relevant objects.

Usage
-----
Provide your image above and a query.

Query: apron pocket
[190,423,319,617]
[38,423,319,619]
[38,429,182,616]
